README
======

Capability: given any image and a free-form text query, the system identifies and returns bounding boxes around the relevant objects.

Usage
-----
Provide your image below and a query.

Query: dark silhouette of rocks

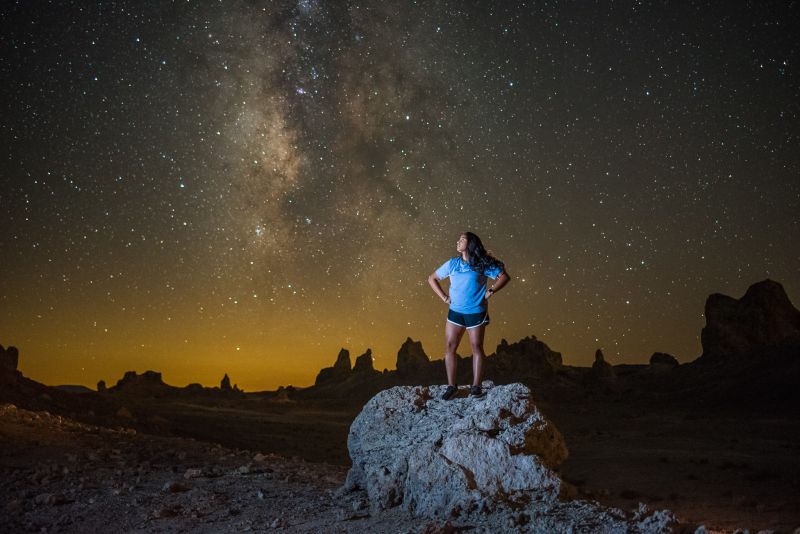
[334,348,351,370]
[274,385,294,402]
[1,344,19,372]
[489,335,563,380]
[353,349,376,374]
[110,370,176,397]
[314,348,353,385]
[700,279,800,362]
[185,383,204,394]
[649,352,679,367]
[396,337,430,378]
[53,385,94,394]
[591,349,617,382]
[221,373,232,390]
[115,370,166,388]
[97,380,107,392]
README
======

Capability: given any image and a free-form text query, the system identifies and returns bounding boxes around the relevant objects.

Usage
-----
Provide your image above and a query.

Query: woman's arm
[427,272,450,304]
[486,270,511,299]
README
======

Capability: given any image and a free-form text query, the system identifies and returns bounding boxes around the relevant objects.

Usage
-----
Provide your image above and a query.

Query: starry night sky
[1,1,798,391]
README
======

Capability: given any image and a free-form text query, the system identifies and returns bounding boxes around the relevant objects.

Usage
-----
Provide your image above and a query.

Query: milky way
[1,1,798,390]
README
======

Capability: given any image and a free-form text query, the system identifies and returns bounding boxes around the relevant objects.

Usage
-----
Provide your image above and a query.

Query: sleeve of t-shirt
[434,259,452,280]
[485,263,504,279]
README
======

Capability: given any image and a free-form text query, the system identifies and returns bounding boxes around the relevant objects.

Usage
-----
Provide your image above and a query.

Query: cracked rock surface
[342,383,676,532]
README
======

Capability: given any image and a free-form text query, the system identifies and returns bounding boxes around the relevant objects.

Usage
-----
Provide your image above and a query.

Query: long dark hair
[463,231,504,275]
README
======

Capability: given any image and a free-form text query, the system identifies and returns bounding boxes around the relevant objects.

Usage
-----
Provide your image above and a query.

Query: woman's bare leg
[467,324,487,386]
[445,321,466,386]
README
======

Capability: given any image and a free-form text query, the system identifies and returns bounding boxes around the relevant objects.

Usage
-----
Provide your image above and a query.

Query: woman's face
[456,234,468,253]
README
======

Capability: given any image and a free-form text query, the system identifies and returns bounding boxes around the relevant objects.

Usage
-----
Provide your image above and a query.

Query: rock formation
[700,279,800,361]
[220,374,232,390]
[344,383,568,517]
[185,383,204,394]
[97,380,106,392]
[114,370,165,387]
[109,370,175,397]
[314,349,352,385]
[591,349,616,381]
[490,336,563,379]
[1,344,19,372]
[353,349,376,374]
[649,352,678,367]
[395,338,430,378]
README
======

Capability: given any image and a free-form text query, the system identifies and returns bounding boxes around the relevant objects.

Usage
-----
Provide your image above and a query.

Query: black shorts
[447,309,490,329]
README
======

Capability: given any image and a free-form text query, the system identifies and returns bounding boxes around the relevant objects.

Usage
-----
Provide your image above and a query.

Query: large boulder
[700,279,800,361]
[396,338,430,379]
[344,383,568,518]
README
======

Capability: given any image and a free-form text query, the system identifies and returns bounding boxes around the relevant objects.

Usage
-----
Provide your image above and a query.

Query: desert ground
[3,388,795,533]
[0,403,438,533]
[127,392,800,531]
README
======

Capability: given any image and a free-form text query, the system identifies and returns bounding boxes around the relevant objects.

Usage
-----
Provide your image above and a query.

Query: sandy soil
[540,400,800,533]
[128,395,800,532]
[3,394,799,533]
[0,404,434,533]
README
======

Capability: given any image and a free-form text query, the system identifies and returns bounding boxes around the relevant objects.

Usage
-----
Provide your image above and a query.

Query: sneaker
[469,385,485,398]
[441,385,458,401]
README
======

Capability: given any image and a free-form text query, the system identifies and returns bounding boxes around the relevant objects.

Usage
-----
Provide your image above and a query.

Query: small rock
[34,493,55,506]
[184,468,203,479]
[153,506,181,518]
[163,481,190,493]
[235,464,253,475]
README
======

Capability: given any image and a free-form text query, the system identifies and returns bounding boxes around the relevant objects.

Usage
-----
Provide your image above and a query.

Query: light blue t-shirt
[435,257,504,314]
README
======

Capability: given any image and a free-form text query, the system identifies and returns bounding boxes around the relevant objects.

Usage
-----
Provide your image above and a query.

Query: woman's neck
[461,252,469,262]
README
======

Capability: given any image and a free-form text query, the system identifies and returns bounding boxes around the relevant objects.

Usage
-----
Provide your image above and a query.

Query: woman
[428,232,510,400]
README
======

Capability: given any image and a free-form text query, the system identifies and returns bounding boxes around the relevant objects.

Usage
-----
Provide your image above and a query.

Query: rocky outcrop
[591,349,616,381]
[353,349,376,374]
[1,345,19,372]
[221,374,232,390]
[491,336,563,379]
[649,352,678,367]
[344,383,568,517]
[700,279,800,361]
[395,338,430,378]
[185,383,204,394]
[314,349,352,386]
[109,371,176,397]
[342,383,676,531]
[115,370,165,388]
